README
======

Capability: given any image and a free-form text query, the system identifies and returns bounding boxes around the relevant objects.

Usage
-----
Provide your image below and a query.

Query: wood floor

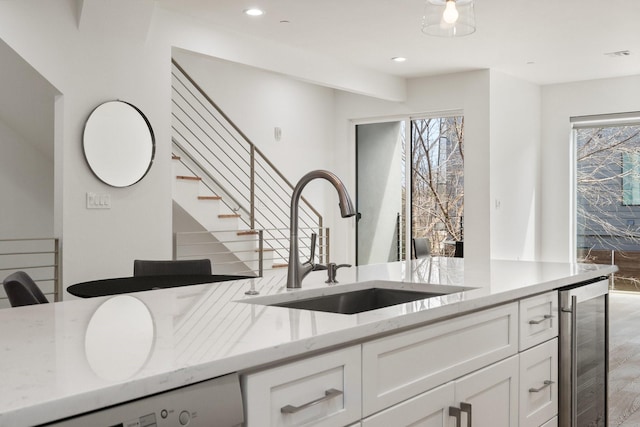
[609,292,640,426]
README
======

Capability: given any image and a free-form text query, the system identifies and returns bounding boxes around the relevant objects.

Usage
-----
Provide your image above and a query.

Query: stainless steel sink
[270,287,446,314]
[241,280,473,314]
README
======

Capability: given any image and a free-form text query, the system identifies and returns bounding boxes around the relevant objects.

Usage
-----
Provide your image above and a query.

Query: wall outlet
[87,192,111,209]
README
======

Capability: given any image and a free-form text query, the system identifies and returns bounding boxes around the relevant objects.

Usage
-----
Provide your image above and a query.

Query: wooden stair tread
[198,195,222,200]
[218,213,241,219]
[237,230,259,236]
[172,155,181,160]
[176,175,201,181]
[272,263,288,269]
[255,248,274,252]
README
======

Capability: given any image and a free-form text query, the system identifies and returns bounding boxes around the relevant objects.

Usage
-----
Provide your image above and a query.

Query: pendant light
[422,0,476,37]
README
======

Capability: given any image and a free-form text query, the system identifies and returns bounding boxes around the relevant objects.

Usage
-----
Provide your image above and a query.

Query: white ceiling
[156,0,640,86]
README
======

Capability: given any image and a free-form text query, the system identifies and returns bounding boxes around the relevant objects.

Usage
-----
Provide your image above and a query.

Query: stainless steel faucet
[287,170,356,289]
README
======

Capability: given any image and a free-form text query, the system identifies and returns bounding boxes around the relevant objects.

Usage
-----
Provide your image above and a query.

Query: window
[411,116,464,256]
[574,114,640,290]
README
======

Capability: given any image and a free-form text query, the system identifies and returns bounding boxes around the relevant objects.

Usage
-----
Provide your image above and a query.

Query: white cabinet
[362,302,518,416]
[453,354,519,427]
[519,291,558,351]
[242,293,561,427]
[540,416,557,427]
[242,345,361,427]
[363,355,519,427]
[519,338,558,427]
[362,382,455,427]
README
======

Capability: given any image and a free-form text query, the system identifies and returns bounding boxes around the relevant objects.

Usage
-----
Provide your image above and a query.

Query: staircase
[171,59,328,276]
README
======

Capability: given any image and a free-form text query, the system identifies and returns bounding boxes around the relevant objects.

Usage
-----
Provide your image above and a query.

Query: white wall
[334,71,492,265]
[172,50,336,215]
[541,75,640,262]
[0,118,53,238]
[356,122,403,265]
[0,1,173,288]
[490,72,541,260]
[0,0,385,288]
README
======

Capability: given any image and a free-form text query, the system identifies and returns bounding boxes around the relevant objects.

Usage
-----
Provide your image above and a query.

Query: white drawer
[519,338,558,427]
[362,382,454,427]
[519,291,558,350]
[362,302,518,416]
[242,345,362,427]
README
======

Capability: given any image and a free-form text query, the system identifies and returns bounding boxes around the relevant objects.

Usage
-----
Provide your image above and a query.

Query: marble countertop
[0,258,616,426]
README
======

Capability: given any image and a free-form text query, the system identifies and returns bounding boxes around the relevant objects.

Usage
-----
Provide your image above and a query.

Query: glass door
[574,115,640,291]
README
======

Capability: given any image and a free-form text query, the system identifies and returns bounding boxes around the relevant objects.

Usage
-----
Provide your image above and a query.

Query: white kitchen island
[0,258,616,426]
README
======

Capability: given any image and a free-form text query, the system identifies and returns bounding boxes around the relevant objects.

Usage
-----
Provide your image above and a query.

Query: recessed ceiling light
[391,57,407,62]
[243,8,265,17]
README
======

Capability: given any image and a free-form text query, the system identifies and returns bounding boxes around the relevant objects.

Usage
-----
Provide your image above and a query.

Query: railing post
[325,228,330,264]
[258,229,264,277]
[250,145,256,230]
[54,238,61,302]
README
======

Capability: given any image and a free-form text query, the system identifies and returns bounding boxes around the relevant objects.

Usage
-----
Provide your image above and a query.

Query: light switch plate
[87,192,111,209]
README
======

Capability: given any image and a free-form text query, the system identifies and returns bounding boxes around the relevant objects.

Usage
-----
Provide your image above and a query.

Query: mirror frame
[83,100,155,188]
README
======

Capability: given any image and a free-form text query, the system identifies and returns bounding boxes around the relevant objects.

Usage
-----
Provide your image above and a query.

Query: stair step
[237,230,259,236]
[176,175,201,181]
[255,248,274,252]
[198,195,222,201]
[218,214,241,219]
[272,263,288,269]
[172,155,181,160]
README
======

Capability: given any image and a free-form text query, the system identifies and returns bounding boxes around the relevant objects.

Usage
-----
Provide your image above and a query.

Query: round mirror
[83,100,155,187]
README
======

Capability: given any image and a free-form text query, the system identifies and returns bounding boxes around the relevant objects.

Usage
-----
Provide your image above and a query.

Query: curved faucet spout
[287,170,355,289]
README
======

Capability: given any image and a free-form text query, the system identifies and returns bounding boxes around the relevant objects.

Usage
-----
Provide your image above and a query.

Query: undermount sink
[270,287,446,314]
[241,280,473,315]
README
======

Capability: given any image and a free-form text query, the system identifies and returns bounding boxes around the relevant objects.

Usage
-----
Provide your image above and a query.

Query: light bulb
[442,0,459,24]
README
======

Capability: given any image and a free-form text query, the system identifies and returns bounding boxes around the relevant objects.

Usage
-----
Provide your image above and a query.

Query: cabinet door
[519,338,558,427]
[362,303,518,416]
[453,354,519,427]
[242,345,361,427]
[362,382,455,427]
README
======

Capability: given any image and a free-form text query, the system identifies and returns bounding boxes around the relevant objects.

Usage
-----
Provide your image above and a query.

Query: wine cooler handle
[570,294,578,427]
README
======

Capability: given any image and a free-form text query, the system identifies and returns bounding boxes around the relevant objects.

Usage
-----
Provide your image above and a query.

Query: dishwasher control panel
[46,373,244,427]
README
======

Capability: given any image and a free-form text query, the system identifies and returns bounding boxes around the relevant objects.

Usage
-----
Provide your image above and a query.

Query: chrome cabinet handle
[460,402,472,427]
[529,380,555,392]
[449,406,461,427]
[529,314,553,324]
[280,388,343,414]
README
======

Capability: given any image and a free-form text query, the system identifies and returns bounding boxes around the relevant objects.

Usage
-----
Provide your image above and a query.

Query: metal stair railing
[171,59,326,264]
[0,238,60,306]
[174,227,330,277]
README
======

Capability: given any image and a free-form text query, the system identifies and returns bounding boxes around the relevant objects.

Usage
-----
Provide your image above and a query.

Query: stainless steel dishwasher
[45,373,244,427]
[558,277,609,427]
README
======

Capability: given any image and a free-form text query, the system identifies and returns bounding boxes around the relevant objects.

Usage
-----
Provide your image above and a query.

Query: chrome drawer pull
[529,380,554,393]
[529,314,553,325]
[280,388,344,414]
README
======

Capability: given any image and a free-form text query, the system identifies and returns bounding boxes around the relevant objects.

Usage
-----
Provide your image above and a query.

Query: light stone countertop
[0,258,616,426]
